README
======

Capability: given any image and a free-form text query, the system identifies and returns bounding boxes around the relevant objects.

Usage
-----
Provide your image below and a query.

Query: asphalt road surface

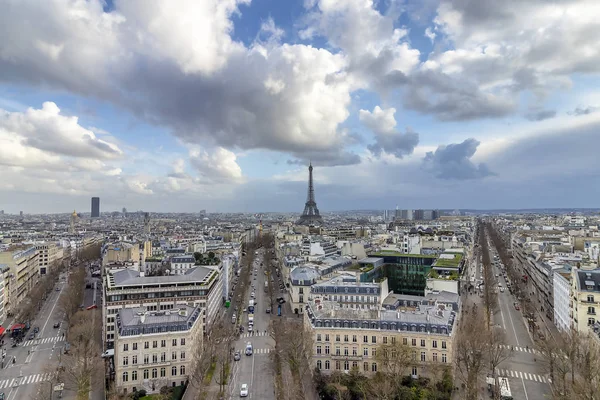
[0,273,67,400]
[229,248,276,400]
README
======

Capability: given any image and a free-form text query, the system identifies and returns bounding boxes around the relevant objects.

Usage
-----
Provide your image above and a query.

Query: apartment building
[553,268,572,333]
[304,296,456,378]
[0,246,39,315]
[114,305,203,395]
[170,255,196,275]
[103,242,140,267]
[35,242,64,275]
[301,239,338,261]
[103,266,221,349]
[310,275,389,311]
[0,264,8,326]
[570,268,600,332]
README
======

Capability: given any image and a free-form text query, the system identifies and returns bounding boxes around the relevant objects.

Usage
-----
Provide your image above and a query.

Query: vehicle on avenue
[245,342,253,355]
[240,383,249,397]
[53,322,60,328]
[266,307,271,314]
[234,351,241,361]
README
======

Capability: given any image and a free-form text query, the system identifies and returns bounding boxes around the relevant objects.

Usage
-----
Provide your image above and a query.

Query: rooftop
[576,269,600,293]
[117,305,202,336]
[432,252,463,268]
[109,266,215,288]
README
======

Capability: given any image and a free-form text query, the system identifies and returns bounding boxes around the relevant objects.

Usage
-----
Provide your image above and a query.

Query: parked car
[240,383,249,397]
[266,307,271,314]
[514,303,520,311]
[28,333,35,340]
[33,327,39,334]
[234,351,241,361]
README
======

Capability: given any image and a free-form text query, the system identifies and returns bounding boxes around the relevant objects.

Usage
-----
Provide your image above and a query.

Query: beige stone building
[304,294,456,378]
[102,242,140,266]
[570,268,600,333]
[35,242,64,275]
[114,305,203,395]
[0,246,39,315]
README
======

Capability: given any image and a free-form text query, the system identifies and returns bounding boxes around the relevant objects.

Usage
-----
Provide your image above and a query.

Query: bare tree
[485,327,513,400]
[454,303,489,400]
[570,333,600,400]
[366,372,397,400]
[59,268,86,334]
[375,339,412,393]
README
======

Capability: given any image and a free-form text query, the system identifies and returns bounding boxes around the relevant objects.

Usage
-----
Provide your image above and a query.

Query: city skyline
[1,0,599,213]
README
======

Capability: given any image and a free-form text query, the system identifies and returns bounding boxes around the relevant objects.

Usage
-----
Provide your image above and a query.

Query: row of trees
[486,222,600,400]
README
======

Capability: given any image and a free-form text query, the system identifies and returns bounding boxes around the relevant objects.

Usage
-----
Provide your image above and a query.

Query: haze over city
[1,0,599,213]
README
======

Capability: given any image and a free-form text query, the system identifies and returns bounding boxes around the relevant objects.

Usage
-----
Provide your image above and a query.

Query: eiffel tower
[296,162,324,226]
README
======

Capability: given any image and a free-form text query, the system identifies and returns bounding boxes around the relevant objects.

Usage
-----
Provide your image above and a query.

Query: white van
[245,342,253,356]
[231,314,236,324]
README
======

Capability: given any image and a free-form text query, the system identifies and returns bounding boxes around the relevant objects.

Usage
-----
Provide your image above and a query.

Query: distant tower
[91,197,100,218]
[70,210,77,234]
[19,211,23,217]
[144,212,151,234]
[296,162,324,226]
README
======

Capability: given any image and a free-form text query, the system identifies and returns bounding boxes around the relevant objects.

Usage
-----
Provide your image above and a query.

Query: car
[514,303,520,311]
[240,384,249,397]
[251,292,255,298]
[55,287,60,292]
[266,307,271,314]
[247,324,253,332]
[33,327,39,334]
[234,351,241,361]
[28,333,35,340]
[245,342,253,356]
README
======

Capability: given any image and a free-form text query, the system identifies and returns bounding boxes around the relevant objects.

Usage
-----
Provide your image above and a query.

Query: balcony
[331,354,363,361]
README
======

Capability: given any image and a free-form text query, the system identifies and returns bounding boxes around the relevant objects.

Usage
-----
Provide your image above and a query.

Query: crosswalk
[496,369,551,383]
[500,345,538,354]
[0,373,54,389]
[253,348,271,354]
[23,335,63,347]
[241,331,268,338]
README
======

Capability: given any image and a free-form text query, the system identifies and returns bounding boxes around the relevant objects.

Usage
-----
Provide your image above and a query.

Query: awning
[10,324,25,331]
[0,327,5,336]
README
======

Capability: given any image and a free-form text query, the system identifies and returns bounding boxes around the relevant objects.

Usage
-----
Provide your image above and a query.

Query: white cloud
[359,106,419,159]
[424,27,436,42]
[359,106,397,134]
[189,147,243,183]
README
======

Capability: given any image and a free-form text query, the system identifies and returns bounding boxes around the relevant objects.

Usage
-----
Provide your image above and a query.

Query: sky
[0,0,599,214]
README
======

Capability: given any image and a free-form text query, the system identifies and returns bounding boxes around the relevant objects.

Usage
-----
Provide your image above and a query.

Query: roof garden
[432,253,463,268]
[370,250,436,259]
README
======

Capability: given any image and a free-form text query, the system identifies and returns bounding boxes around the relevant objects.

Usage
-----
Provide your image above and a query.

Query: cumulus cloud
[423,138,495,180]
[189,147,243,183]
[359,106,419,158]
[524,109,556,121]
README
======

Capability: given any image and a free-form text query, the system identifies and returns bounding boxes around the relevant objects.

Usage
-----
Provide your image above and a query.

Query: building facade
[571,268,600,332]
[170,255,196,275]
[91,197,100,218]
[304,297,456,378]
[103,267,221,348]
[0,246,39,315]
[553,269,571,333]
[35,242,64,275]
[114,305,203,395]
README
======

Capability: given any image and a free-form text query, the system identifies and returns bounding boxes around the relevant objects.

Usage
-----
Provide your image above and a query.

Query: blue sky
[0,0,599,213]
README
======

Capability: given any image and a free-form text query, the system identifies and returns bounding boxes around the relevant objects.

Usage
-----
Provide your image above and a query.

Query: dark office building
[91,197,100,218]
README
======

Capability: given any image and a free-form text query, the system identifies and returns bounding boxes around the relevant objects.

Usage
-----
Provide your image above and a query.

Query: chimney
[140,313,146,324]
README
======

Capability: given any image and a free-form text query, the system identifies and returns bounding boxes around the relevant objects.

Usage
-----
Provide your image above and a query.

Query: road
[485,234,552,400]
[0,273,67,400]
[229,248,276,400]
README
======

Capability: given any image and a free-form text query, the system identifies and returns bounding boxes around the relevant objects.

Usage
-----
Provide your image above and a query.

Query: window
[352,347,357,356]
[344,335,348,342]
[133,343,138,351]
[123,344,129,352]
[352,361,358,369]
[316,346,322,355]
[371,363,377,372]
[172,366,177,376]
[317,360,322,370]
[441,341,447,349]
[325,334,330,342]
[412,367,418,376]
[132,355,138,365]
[152,368,157,379]
[589,318,596,325]
[181,338,186,345]
[161,353,166,362]
[352,335,357,343]
[588,307,596,315]
[403,337,408,345]
[123,356,128,366]
[371,336,376,344]
[180,351,186,360]
[172,352,177,360]
[325,360,330,370]
[325,345,330,355]
[172,339,177,346]
[442,353,447,363]
[363,348,368,357]
[161,340,166,348]
[335,347,341,356]
[344,361,349,371]
[144,355,149,364]
[391,337,396,344]
[420,339,426,347]
[372,348,377,357]
[336,335,340,342]
[432,340,438,348]
[153,341,158,348]
[152,354,158,363]
[412,338,417,346]
[432,353,438,362]
[143,369,149,380]
[160,368,166,377]
[344,347,349,356]
[412,351,417,361]
[144,341,149,349]
[383,337,388,344]
[317,334,322,342]
[335,360,341,370]
[421,351,426,361]
[588,295,595,302]
[122,372,128,382]
[363,362,368,372]
[180,365,186,375]
[132,370,137,381]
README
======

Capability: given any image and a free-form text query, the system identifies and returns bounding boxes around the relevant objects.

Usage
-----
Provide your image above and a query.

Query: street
[228,248,276,400]
[0,273,67,400]
[485,236,552,400]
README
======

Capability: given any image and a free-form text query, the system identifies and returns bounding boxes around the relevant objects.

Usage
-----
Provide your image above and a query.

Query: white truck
[248,313,254,324]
